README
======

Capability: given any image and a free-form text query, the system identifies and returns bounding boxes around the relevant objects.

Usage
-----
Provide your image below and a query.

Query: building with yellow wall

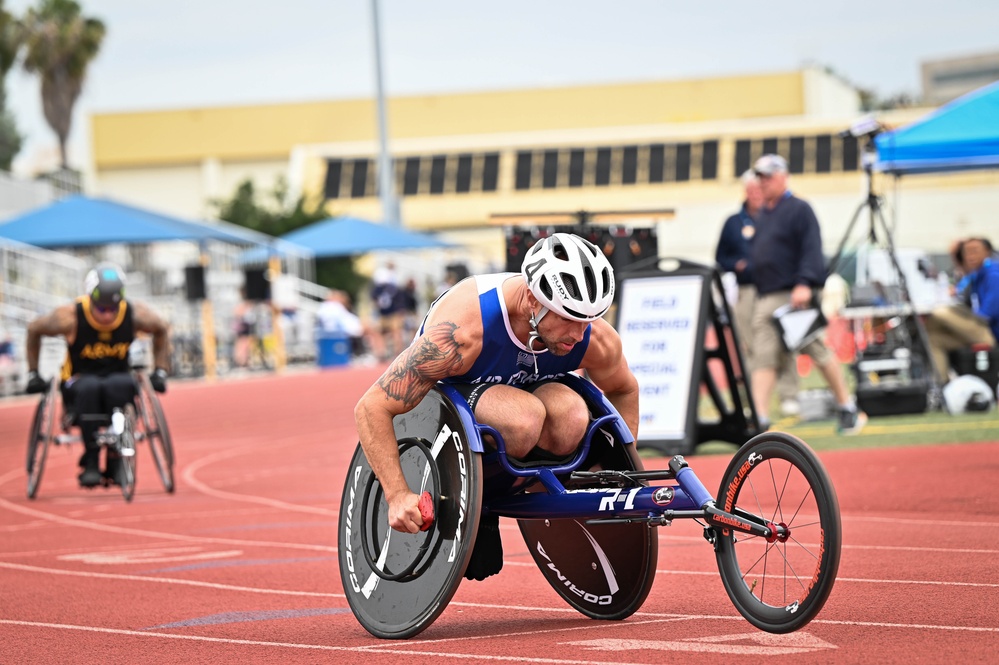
[88,66,999,272]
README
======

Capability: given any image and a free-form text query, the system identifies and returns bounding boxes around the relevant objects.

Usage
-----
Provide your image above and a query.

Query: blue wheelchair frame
[436,374,784,543]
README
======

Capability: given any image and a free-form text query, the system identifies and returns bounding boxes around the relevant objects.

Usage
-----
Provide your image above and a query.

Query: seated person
[25,262,170,487]
[316,289,383,359]
[353,233,640,580]
[925,237,999,381]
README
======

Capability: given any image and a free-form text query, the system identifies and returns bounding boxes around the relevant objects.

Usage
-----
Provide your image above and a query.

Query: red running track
[0,366,997,664]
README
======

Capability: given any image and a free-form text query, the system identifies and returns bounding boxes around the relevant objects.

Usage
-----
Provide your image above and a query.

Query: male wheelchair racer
[338,373,841,639]
[26,368,175,502]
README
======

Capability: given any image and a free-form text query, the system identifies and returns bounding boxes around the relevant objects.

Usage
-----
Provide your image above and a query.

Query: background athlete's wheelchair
[339,374,841,639]
[26,369,175,502]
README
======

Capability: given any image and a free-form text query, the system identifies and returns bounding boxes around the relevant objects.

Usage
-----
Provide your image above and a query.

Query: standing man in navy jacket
[716,169,800,417]
[748,154,866,434]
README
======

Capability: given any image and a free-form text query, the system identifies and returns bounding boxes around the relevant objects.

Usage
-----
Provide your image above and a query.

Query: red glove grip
[418,491,434,532]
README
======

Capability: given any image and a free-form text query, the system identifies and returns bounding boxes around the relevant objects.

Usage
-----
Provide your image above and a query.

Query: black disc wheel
[518,432,658,621]
[338,388,482,639]
[26,381,57,500]
[135,372,175,493]
[713,431,841,633]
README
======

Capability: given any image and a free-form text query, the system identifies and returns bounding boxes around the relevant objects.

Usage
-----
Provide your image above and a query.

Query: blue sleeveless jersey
[422,273,590,387]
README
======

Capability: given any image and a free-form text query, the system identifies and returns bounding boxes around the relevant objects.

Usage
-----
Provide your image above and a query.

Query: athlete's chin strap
[526,307,550,375]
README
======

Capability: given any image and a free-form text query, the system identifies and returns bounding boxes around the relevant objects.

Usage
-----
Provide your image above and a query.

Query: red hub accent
[766,521,790,543]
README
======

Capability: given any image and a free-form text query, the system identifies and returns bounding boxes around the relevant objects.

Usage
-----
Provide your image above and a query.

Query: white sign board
[617,275,703,442]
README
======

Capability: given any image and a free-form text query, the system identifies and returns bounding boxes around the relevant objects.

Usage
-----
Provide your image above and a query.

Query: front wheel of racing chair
[26,377,59,499]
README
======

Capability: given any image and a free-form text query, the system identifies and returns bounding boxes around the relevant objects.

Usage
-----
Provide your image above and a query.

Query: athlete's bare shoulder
[27,303,76,338]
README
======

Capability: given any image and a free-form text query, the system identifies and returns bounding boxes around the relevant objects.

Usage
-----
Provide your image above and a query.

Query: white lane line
[648,532,999,555]
[181,445,338,516]
[0,619,657,665]
[0,561,341,597]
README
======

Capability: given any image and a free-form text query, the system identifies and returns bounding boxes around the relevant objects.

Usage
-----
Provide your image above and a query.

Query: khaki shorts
[749,290,832,371]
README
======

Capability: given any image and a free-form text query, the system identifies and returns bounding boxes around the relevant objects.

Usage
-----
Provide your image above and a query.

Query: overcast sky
[5,0,999,174]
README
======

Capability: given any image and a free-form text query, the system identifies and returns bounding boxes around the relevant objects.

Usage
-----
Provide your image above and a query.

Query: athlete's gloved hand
[149,368,168,394]
[25,371,48,394]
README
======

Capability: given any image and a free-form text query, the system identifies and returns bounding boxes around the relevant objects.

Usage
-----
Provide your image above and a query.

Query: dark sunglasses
[93,303,120,315]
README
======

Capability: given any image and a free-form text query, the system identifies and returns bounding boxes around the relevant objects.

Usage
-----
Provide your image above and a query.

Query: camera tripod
[825,137,944,406]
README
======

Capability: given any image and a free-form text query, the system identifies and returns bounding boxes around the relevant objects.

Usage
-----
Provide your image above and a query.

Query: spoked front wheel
[135,372,175,493]
[713,431,841,633]
[116,405,138,502]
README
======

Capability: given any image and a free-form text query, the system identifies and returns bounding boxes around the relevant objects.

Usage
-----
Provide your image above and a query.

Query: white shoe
[780,400,801,417]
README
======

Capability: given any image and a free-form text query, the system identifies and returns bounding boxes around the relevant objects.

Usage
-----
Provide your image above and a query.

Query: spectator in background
[370,263,405,359]
[316,289,382,361]
[232,289,256,368]
[748,154,866,434]
[399,278,420,340]
[925,237,998,381]
[716,169,800,417]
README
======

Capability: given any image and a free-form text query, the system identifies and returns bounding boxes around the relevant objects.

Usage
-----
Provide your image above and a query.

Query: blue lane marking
[139,556,335,574]
[145,607,350,630]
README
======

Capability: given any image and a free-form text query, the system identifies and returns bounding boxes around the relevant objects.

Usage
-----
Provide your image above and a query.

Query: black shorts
[448,379,560,413]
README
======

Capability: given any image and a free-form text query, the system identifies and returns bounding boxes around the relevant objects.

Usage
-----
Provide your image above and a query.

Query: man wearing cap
[715,169,800,417]
[749,154,866,434]
[25,262,171,487]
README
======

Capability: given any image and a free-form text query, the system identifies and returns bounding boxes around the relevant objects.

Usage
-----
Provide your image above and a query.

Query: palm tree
[0,0,23,170]
[18,0,104,170]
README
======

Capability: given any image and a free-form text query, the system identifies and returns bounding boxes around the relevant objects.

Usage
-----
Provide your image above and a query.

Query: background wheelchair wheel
[338,389,482,639]
[518,435,658,621]
[135,372,175,493]
[117,404,138,502]
[713,431,841,633]
[26,381,57,499]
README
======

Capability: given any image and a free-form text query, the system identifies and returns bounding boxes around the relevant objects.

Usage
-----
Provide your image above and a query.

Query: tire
[338,388,483,639]
[518,436,658,621]
[26,382,57,500]
[713,431,841,633]
[117,405,138,502]
[135,372,175,493]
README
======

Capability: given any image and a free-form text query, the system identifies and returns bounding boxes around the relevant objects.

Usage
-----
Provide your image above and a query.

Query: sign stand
[616,258,760,455]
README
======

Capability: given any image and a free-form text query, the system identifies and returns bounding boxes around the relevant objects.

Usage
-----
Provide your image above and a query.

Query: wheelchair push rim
[338,389,482,639]
[135,371,175,493]
[713,431,842,633]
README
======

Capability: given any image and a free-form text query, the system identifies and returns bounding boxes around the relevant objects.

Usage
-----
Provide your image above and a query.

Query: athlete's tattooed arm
[378,321,464,409]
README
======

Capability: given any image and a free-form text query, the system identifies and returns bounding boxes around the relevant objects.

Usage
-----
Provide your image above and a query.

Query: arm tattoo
[378,322,463,409]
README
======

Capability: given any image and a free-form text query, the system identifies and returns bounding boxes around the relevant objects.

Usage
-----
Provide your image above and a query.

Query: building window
[402,157,421,196]
[788,136,805,173]
[761,137,779,156]
[515,151,533,190]
[454,154,473,193]
[594,147,612,186]
[675,143,691,182]
[429,155,447,195]
[815,135,832,173]
[841,136,859,171]
[542,150,559,189]
[621,146,638,185]
[734,140,752,176]
[568,149,586,187]
[701,140,718,180]
[648,144,665,183]
[350,159,369,198]
[482,153,500,191]
[324,159,342,199]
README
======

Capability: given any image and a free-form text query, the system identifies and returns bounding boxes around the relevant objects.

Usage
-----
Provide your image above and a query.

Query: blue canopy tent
[875,81,999,175]
[0,195,300,250]
[241,215,453,261]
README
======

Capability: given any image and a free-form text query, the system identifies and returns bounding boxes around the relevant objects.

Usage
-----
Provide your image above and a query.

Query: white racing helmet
[521,232,615,322]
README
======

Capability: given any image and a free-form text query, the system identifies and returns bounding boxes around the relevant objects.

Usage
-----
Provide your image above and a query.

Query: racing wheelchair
[338,374,841,639]
[26,369,175,502]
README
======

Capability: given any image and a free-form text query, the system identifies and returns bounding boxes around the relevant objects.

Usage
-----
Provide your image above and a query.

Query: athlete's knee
[542,398,589,456]
[502,398,546,459]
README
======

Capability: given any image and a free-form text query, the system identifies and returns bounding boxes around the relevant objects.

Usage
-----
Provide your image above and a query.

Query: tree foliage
[0,0,22,170]
[213,177,366,298]
[17,0,104,169]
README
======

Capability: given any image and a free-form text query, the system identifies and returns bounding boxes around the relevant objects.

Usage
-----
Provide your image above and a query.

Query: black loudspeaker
[244,268,270,301]
[600,227,658,273]
[184,265,206,301]
[505,229,535,273]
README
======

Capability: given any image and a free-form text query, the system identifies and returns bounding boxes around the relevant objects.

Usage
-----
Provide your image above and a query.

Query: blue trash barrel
[317,332,351,368]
